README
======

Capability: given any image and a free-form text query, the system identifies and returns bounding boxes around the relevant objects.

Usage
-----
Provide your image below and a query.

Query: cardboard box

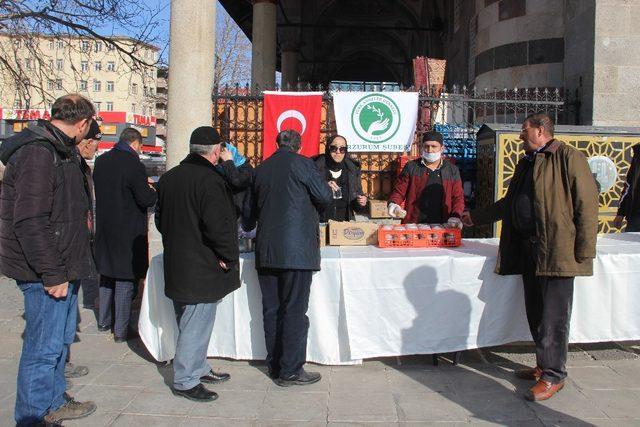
[319,223,327,247]
[328,220,379,246]
[369,199,391,219]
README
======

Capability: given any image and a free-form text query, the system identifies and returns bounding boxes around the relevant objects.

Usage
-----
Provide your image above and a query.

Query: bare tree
[0,0,168,108]
[213,10,250,90]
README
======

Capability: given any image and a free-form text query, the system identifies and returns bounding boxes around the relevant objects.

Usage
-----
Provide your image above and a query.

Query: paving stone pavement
[2,275,640,426]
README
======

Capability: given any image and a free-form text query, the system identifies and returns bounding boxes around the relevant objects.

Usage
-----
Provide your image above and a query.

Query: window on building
[81,40,89,52]
[94,61,102,71]
[131,83,138,94]
[56,59,63,70]
[57,40,64,50]
[93,80,101,92]
[106,43,115,52]
[25,58,33,70]
[48,59,54,70]
[56,79,62,90]
[107,61,115,72]
[80,61,88,72]
[148,107,154,116]
[142,106,147,115]
[49,41,54,50]
[106,102,113,111]
[47,80,54,90]
[94,102,101,111]
[13,39,21,49]
[80,80,88,91]
[106,81,114,92]
[94,41,102,52]
[131,103,136,113]
[143,86,148,96]
[13,100,21,109]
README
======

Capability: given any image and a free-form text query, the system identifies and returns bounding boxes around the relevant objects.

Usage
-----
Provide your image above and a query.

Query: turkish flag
[262,91,323,159]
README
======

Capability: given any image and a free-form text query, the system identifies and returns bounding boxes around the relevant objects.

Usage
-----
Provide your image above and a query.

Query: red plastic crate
[377,225,461,248]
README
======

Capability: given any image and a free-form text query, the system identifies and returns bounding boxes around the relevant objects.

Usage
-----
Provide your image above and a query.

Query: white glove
[447,217,463,229]
[388,202,402,218]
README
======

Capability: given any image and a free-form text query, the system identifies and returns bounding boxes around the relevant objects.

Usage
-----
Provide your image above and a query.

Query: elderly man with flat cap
[155,126,239,402]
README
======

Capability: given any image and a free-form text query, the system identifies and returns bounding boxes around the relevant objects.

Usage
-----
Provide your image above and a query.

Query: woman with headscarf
[314,135,367,222]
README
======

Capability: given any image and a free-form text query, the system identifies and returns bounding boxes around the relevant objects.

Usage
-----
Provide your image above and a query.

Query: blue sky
[109,1,241,64]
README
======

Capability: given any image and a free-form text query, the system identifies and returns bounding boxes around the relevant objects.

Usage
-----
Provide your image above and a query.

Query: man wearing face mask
[388,131,465,227]
[0,94,98,425]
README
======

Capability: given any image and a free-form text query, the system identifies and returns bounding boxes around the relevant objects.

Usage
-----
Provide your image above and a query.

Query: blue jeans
[15,281,78,426]
[172,301,218,390]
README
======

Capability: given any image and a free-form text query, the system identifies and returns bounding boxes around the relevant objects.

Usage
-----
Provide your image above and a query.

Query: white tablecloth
[139,234,640,365]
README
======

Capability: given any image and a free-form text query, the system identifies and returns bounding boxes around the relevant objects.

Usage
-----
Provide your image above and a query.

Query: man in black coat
[93,128,157,342]
[0,94,97,425]
[244,129,332,386]
[155,126,240,402]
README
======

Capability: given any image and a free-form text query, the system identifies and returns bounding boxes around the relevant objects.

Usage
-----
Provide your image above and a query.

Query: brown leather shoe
[515,366,542,380]
[525,379,564,401]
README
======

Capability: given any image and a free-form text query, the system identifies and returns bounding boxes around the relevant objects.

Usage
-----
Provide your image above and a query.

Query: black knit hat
[190,126,221,145]
[86,119,102,140]
[422,130,443,144]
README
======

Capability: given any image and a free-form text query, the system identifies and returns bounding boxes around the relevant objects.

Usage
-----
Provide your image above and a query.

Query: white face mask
[422,150,441,163]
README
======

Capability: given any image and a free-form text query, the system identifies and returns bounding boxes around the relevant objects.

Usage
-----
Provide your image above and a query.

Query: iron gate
[211,84,563,200]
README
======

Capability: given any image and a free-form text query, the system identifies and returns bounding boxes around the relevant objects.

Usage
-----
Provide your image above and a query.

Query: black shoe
[275,369,322,387]
[97,324,110,332]
[172,383,218,402]
[114,329,139,343]
[200,370,230,384]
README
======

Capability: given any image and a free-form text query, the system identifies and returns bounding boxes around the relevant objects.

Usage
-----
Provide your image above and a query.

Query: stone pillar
[165,0,216,170]
[281,50,299,90]
[251,0,277,92]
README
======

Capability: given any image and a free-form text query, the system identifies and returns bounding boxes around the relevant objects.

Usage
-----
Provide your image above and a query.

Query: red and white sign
[0,108,51,121]
[98,111,157,126]
[262,91,323,159]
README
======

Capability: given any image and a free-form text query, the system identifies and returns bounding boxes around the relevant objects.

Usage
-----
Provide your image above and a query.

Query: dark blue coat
[245,147,332,271]
[93,144,157,280]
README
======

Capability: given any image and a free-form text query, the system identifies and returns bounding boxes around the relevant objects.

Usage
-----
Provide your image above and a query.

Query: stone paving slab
[2,276,640,426]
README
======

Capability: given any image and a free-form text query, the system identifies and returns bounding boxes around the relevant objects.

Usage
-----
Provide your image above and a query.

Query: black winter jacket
[93,144,157,280]
[314,154,365,222]
[244,147,332,271]
[0,121,94,286]
[618,144,640,221]
[155,154,240,304]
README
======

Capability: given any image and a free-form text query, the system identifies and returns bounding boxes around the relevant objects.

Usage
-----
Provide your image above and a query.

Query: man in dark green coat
[462,113,598,402]
[155,127,239,402]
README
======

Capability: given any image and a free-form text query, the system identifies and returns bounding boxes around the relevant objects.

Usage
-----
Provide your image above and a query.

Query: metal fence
[211,84,563,200]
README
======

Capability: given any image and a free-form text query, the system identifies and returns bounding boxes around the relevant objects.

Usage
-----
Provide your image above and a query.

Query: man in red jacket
[388,131,465,226]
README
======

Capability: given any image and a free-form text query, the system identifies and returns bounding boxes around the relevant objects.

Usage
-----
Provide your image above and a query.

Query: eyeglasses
[329,146,346,153]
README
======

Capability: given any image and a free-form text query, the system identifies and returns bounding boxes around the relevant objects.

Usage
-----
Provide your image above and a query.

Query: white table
[139,234,640,365]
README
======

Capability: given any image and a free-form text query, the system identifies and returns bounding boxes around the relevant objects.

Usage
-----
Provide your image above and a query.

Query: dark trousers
[521,241,574,383]
[98,276,134,338]
[257,268,312,378]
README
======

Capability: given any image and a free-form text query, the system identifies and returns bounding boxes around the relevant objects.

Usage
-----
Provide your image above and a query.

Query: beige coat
[472,139,598,277]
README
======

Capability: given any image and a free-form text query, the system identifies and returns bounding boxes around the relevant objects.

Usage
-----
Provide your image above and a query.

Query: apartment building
[0,33,159,116]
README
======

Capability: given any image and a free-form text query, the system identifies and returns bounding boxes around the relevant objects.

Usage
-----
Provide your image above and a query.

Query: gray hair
[190,144,215,156]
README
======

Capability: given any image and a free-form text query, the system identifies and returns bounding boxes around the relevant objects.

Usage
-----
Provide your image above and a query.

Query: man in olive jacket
[462,113,598,402]
[155,126,239,402]
[244,130,332,387]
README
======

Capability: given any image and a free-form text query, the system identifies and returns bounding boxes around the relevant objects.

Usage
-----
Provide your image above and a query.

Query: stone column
[165,0,216,170]
[251,0,277,92]
[281,50,299,90]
